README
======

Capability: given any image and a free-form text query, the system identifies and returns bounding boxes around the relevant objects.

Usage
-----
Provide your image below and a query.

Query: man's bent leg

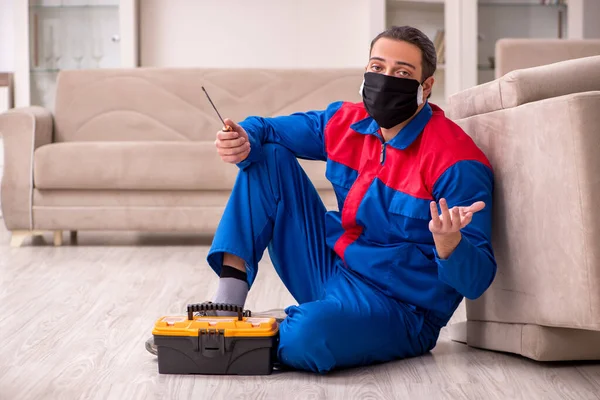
[278,269,441,373]
[207,144,337,304]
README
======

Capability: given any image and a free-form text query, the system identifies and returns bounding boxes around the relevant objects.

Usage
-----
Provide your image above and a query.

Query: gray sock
[210,264,249,316]
[212,277,249,307]
[211,264,249,316]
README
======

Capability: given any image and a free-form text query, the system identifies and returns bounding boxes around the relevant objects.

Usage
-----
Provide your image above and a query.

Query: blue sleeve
[432,160,497,300]
[236,101,344,169]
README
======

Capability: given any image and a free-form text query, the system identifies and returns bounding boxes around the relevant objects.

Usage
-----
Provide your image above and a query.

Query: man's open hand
[429,199,485,235]
[215,118,251,164]
[429,199,485,258]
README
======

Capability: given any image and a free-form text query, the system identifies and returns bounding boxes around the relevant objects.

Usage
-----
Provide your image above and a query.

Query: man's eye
[371,65,382,72]
[397,70,410,77]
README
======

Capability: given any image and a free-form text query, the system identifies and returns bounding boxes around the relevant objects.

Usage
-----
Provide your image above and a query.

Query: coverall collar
[350,102,433,150]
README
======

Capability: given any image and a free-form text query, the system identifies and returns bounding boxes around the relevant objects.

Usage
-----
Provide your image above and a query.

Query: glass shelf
[388,0,444,5]
[387,0,444,11]
[30,69,61,73]
[479,1,566,8]
[30,5,118,10]
[27,1,121,110]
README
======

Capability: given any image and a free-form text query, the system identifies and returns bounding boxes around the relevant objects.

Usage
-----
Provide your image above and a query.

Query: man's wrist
[433,232,462,259]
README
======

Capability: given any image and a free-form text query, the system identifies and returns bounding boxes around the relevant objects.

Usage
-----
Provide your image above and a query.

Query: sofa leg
[53,231,63,247]
[10,231,31,248]
[10,230,45,247]
[70,231,78,244]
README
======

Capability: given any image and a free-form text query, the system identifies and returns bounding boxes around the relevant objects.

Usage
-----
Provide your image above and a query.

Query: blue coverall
[207,101,496,374]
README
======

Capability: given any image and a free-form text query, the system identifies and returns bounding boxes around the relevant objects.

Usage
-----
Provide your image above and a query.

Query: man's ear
[422,76,434,99]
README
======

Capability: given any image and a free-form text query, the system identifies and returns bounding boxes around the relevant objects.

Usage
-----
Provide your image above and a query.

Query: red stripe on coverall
[333,168,378,262]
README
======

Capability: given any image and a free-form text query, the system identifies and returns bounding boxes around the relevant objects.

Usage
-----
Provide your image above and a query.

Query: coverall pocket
[387,191,432,242]
[388,192,431,220]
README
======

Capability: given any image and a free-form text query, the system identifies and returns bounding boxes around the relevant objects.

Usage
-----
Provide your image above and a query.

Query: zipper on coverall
[379,132,387,165]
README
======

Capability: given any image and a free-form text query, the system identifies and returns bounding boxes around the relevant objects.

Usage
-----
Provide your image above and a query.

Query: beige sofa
[494,38,600,78]
[0,68,363,246]
[447,54,600,361]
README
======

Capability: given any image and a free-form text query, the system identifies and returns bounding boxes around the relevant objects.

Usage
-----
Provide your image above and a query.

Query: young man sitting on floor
[146,25,496,374]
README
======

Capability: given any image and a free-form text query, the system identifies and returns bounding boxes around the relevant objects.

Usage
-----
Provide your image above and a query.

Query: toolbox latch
[199,329,225,358]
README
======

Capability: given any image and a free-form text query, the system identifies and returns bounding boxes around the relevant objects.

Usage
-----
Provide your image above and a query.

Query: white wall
[0,0,15,72]
[140,0,375,69]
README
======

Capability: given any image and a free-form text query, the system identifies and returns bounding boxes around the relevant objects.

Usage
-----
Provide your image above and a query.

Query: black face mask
[360,72,423,129]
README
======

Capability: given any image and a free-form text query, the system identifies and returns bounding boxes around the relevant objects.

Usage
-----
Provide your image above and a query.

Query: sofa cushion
[52,68,363,142]
[447,55,600,120]
[34,142,236,190]
[34,142,332,191]
[33,188,339,210]
[31,189,340,232]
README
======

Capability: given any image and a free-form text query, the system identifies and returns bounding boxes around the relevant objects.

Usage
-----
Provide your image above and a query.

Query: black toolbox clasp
[199,329,225,358]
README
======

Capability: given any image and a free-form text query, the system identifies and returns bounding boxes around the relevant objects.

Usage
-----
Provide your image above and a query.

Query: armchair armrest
[448,55,600,120]
[0,106,53,230]
[456,91,600,331]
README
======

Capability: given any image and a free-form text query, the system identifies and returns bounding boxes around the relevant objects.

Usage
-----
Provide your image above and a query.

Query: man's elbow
[463,262,497,300]
[463,287,487,301]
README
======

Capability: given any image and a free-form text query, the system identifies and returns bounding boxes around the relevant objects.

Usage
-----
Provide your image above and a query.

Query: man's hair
[370,26,437,82]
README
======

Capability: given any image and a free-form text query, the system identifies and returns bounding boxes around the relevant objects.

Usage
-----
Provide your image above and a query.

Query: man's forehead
[370,38,422,64]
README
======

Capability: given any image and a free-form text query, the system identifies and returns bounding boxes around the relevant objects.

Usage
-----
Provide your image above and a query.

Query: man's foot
[251,308,287,323]
[145,336,157,356]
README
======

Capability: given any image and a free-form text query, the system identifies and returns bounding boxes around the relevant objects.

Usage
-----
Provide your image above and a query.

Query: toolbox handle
[187,303,251,321]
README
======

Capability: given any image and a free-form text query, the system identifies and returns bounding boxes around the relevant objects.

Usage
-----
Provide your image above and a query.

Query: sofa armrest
[448,55,600,120]
[0,106,53,230]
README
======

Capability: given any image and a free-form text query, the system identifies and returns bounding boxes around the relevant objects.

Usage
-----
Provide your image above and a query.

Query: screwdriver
[202,86,233,132]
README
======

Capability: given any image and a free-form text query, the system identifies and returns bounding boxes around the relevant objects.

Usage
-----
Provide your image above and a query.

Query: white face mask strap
[417,84,424,106]
[359,79,365,97]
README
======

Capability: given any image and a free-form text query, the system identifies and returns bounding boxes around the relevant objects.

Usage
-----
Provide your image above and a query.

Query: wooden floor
[1,226,599,400]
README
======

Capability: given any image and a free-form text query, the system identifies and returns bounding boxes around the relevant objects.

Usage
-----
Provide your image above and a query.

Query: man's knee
[236,144,298,193]
[277,305,337,374]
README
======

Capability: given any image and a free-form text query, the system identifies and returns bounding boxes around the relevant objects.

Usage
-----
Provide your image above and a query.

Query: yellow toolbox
[152,303,279,375]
